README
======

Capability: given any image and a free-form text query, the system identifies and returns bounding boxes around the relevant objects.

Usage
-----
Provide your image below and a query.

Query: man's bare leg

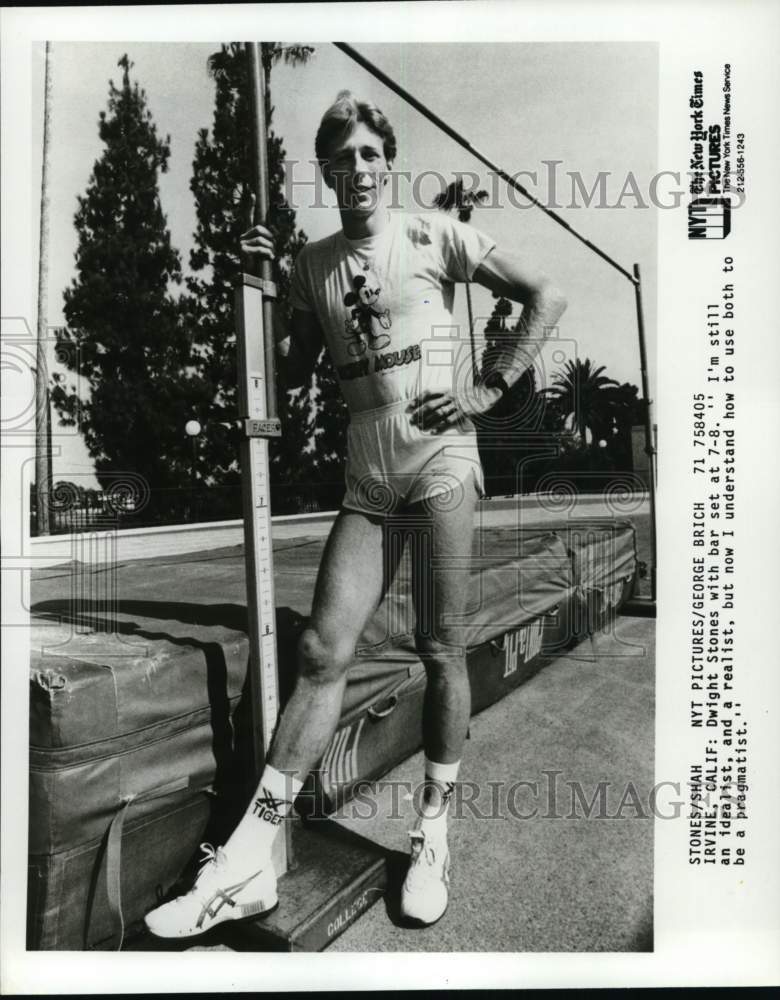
[222,505,405,850]
[410,478,478,763]
[268,506,403,782]
[400,476,478,925]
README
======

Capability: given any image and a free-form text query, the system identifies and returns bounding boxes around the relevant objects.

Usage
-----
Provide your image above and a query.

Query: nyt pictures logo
[688,197,731,240]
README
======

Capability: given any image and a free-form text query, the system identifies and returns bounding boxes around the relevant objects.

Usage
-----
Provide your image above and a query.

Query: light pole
[184,419,201,521]
[36,42,54,535]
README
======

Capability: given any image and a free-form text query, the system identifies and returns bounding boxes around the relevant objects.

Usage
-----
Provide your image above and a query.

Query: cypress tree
[52,55,194,516]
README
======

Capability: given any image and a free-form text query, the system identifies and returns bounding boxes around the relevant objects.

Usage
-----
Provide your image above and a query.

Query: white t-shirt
[289,212,496,413]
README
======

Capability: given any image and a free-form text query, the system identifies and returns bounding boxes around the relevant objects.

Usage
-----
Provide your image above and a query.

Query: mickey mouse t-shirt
[288,212,496,413]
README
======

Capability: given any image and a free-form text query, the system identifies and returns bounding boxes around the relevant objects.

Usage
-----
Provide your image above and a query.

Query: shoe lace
[198,842,223,867]
[191,842,228,893]
[406,830,447,888]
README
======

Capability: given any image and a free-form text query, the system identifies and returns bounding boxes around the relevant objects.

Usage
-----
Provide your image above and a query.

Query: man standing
[145,91,566,937]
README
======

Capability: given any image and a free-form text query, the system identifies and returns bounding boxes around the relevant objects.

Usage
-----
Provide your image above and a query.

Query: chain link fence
[29,479,349,537]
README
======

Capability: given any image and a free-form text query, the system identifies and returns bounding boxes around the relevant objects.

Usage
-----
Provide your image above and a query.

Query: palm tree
[542,358,622,446]
[433,178,488,383]
[208,42,314,230]
[208,42,314,85]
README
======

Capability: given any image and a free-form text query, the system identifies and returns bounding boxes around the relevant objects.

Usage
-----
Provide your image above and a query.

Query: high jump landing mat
[27,519,639,950]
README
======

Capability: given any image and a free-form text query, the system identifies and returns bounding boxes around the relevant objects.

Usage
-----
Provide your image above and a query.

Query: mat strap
[99,776,198,951]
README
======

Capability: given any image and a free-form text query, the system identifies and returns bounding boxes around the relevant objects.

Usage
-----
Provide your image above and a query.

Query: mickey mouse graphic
[343,273,392,356]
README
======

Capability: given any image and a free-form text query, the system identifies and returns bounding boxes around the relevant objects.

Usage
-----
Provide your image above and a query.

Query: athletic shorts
[342,398,485,516]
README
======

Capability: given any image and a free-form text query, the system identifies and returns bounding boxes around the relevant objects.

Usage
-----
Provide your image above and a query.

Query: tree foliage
[540,358,645,478]
[432,177,488,223]
[542,358,622,445]
[52,55,194,501]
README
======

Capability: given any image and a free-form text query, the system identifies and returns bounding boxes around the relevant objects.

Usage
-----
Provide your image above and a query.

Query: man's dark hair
[315,90,397,167]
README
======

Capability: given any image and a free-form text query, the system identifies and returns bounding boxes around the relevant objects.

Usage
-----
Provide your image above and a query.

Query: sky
[32,40,658,485]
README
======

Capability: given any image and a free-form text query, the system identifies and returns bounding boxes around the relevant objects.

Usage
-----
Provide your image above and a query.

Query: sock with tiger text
[221,764,302,872]
[417,757,460,843]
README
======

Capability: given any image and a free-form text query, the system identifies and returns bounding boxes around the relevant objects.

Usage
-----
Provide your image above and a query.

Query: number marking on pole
[235,279,280,755]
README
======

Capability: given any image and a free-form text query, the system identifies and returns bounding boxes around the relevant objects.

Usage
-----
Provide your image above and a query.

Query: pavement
[328,614,655,952]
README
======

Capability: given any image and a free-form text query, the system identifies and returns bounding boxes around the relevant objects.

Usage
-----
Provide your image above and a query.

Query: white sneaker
[144,843,278,939]
[399,829,450,926]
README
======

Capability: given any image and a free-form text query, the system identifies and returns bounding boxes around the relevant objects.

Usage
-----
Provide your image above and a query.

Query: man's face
[322,121,390,216]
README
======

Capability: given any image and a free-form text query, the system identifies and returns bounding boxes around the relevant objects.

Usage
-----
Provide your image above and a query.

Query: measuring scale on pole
[234,269,286,873]
[233,43,286,880]
[235,275,281,737]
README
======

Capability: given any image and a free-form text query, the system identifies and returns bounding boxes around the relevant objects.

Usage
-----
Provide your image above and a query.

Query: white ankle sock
[222,764,303,869]
[418,757,460,842]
